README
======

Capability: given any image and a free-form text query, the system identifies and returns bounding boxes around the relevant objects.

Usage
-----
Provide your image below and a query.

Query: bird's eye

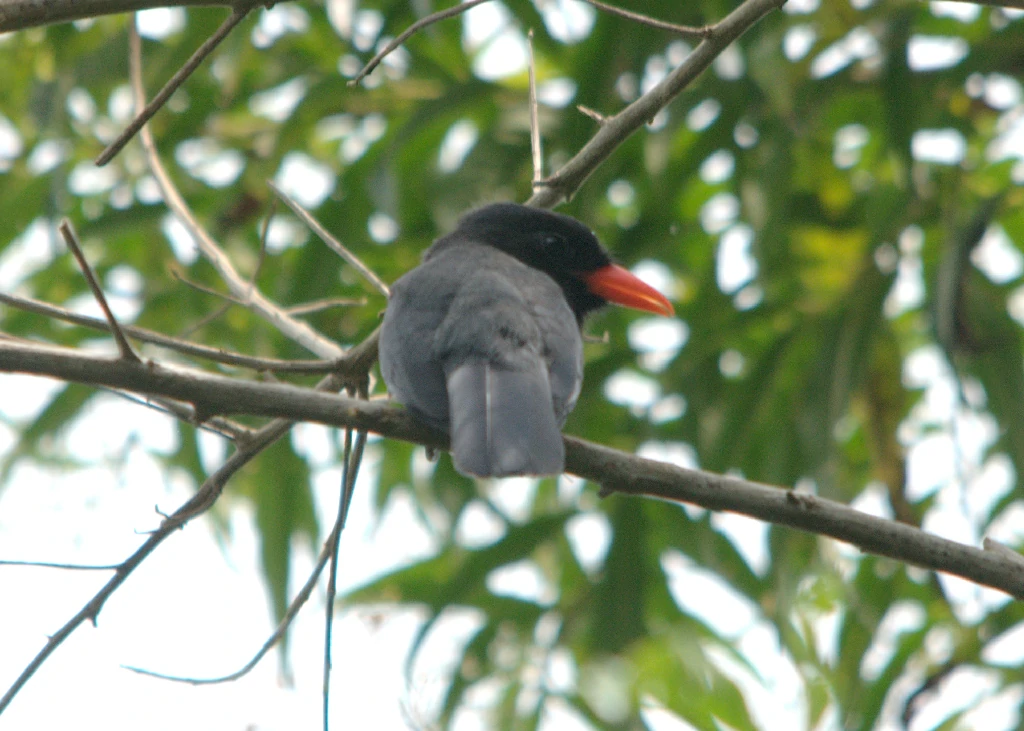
[539,233,564,250]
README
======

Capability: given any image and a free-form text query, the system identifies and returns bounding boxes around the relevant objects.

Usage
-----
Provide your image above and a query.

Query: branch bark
[0,0,247,31]
[1,338,1020,600]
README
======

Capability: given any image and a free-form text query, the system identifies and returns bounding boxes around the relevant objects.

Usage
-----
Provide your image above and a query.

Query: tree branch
[129,21,345,361]
[528,0,785,208]
[0,291,340,374]
[581,0,711,39]
[57,219,140,362]
[0,338,1021,600]
[95,7,251,166]
[0,0,270,32]
[347,0,493,86]
[0,397,305,715]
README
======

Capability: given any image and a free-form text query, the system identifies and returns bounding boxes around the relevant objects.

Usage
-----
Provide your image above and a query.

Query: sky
[3,1,1024,730]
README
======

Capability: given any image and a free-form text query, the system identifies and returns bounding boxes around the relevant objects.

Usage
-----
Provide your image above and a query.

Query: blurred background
[2,0,1024,728]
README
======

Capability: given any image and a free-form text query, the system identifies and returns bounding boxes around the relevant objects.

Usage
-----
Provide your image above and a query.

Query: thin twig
[124,520,336,684]
[129,22,343,360]
[267,181,391,298]
[581,0,712,39]
[0,292,339,374]
[324,381,368,731]
[287,297,369,316]
[178,302,234,340]
[119,391,253,442]
[347,0,494,86]
[0,560,120,570]
[57,219,140,363]
[576,105,609,125]
[0,404,307,714]
[527,29,543,186]
[169,269,249,307]
[253,198,275,289]
[95,8,250,166]
[528,0,784,207]
[121,426,367,688]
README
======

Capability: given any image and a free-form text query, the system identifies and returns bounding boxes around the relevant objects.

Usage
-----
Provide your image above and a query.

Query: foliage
[2,0,1024,728]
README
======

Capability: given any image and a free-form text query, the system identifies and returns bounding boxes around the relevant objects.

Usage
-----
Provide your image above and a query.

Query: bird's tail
[445,361,565,477]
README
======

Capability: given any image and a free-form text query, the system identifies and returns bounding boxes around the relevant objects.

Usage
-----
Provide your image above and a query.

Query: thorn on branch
[785,489,817,509]
[577,105,610,125]
[983,537,1024,569]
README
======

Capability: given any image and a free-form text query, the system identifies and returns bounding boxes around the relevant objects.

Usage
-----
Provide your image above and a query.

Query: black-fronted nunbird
[379,202,674,478]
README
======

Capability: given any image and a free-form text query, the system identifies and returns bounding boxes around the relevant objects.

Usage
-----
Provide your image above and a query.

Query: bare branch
[0,560,120,570]
[347,0,494,86]
[57,219,140,362]
[528,0,785,208]
[169,268,249,307]
[267,181,391,298]
[95,8,250,166]
[1,338,1022,602]
[128,22,345,360]
[581,0,712,39]
[324,383,368,731]
[527,29,543,187]
[0,401,304,715]
[937,0,1024,8]
[287,297,369,316]
[125,491,343,685]
[576,105,609,126]
[252,197,276,287]
[0,0,269,32]
[0,292,339,374]
[114,389,253,441]
[121,392,368,695]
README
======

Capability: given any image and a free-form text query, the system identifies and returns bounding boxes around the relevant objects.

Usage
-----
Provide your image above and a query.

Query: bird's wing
[536,301,584,424]
[434,267,568,477]
[378,268,452,431]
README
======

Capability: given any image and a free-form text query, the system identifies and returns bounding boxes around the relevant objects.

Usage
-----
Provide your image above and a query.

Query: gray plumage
[380,241,582,477]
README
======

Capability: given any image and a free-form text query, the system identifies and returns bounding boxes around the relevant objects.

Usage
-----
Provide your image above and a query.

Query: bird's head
[436,202,674,322]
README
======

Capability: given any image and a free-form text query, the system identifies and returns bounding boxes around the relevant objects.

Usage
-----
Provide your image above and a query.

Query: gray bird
[378,203,674,478]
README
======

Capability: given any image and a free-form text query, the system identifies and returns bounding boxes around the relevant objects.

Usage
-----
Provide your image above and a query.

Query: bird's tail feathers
[446,361,565,477]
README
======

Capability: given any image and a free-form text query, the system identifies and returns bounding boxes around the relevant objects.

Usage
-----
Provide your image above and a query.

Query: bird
[378,202,674,478]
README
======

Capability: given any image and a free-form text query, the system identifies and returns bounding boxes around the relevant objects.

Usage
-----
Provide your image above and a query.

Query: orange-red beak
[581,264,675,317]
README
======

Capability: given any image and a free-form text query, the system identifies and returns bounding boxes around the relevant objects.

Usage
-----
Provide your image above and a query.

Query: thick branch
[1,338,1021,600]
[0,0,260,32]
